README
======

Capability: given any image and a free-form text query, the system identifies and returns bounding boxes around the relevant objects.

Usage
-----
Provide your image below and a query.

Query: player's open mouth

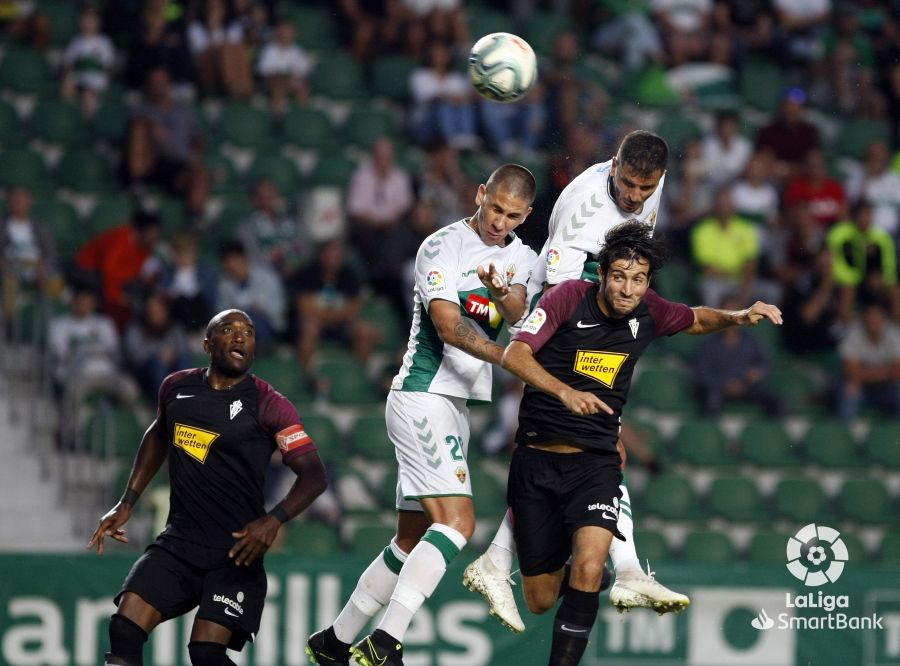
[229,349,246,359]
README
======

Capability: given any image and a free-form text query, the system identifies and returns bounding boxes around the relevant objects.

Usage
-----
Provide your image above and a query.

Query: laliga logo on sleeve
[546,248,561,276]
[426,270,444,294]
[786,523,848,586]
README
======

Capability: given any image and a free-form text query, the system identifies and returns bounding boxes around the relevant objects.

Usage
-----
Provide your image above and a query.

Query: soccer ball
[468,32,537,103]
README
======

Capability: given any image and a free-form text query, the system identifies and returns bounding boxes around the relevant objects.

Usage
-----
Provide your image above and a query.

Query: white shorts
[386,390,472,511]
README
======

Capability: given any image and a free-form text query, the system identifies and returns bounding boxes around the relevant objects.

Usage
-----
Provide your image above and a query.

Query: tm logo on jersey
[573,350,628,388]
[465,293,501,328]
[173,423,220,463]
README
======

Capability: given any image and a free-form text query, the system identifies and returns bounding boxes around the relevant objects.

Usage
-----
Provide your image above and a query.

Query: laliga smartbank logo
[751,523,883,632]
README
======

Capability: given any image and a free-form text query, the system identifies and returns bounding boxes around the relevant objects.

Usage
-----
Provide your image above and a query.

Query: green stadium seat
[0,99,23,147]
[739,59,784,113]
[300,413,344,464]
[92,99,129,143]
[631,367,696,415]
[470,467,506,517]
[739,422,802,468]
[29,99,86,145]
[804,420,863,469]
[85,404,145,461]
[837,478,892,525]
[523,11,572,56]
[204,152,238,195]
[0,148,50,190]
[672,418,734,467]
[342,107,398,148]
[310,54,366,101]
[865,422,900,469]
[251,355,313,407]
[372,55,417,103]
[286,5,338,51]
[318,357,381,406]
[877,533,900,567]
[708,476,764,523]
[659,330,702,359]
[839,531,868,564]
[309,154,357,189]
[350,414,395,462]
[360,297,407,352]
[655,114,703,156]
[467,8,510,41]
[282,521,342,556]
[246,151,300,195]
[91,196,136,231]
[837,120,890,160]
[36,199,85,263]
[282,106,338,152]
[56,149,115,192]
[633,529,671,563]
[350,524,396,555]
[746,530,793,564]
[208,201,251,250]
[41,1,79,46]
[654,262,695,303]
[680,530,736,564]
[763,366,820,415]
[643,473,698,521]
[378,467,400,509]
[773,478,829,524]
[218,103,274,149]
[0,48,53,95]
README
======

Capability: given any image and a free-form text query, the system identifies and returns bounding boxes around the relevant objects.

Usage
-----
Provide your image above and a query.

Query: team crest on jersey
[573,350,629,388]
[230,399,243,420]
[521,307,547,334]
[173,423,220,463]
[546,248,561,277]
[628,317,639,339]
[426,269,444,294]
[505,264,516,285]
[455,466,467,484]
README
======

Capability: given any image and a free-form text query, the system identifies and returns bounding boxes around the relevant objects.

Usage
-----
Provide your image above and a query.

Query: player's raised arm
[683,300,783,335]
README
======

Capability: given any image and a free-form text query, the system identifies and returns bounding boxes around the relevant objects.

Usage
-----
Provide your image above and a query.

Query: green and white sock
[610,481,640,573]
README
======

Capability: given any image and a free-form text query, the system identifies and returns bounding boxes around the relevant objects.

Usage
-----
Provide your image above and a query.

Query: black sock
[549,588,599,666]
[107,614,147,666]
[323,626,351,652]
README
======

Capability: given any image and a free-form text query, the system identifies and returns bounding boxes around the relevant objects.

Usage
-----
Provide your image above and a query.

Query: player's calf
[188,641,238,666]
[107,614,147,666]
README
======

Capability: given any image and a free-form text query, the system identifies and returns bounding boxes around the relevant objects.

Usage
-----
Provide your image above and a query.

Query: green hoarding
[1,554,898,665]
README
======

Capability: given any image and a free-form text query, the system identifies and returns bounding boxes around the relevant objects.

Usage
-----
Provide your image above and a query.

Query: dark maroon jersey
[512,281,693,452]
[153,368,316,548]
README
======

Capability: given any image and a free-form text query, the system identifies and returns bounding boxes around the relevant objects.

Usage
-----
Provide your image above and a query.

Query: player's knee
[107,613,147,665]
[570,559,606,590]
[524,586,557,615]
[188,641,236,666]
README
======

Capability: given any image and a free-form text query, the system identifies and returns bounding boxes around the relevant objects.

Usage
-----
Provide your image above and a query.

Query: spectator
[59,7,116,119]
[827,199,900,323]
[837,301,900,423]
[400,0,468,50]
[844,140,900,236]
[1,186,61,301]
[694,294,782,417]
[781,246,841,355]
[541,30,604,142]
[49,284,139,449]
[237,179,311,279]
[124,67,210,220]
[755,86,820,183]
[664,136,716,255]
[409,41,479,149]
[256,16,312,117]
[702,109,752,188]
[74,210,162,331]
[157,230,218,333]
[415,140,467,228]
[123,290,192,397]
[592,1,664,71]
[187,0,253,98]
[824,4,878,114]
[477,82,547,158]
[292,238,382,372]
[123,10,195,94]
[730,150,780,227]
[690,187,761,305]
[784,148,847,229]
[651,0,714,67]
[216,239,285,352]
[771,0,831,64]
[334,0,412,62]
[722,0,776,58]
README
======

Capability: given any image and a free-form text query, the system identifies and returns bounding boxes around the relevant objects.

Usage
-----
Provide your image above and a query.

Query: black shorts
[115,537,266,650]
[508,445,624,577]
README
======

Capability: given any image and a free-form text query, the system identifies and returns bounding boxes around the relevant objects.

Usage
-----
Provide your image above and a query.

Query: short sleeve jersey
[391,219,538,401]
[155,368,316,548]
[537,159,666,286]
[513,281,693,452]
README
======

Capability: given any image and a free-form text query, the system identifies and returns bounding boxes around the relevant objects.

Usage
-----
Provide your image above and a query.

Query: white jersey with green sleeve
[392,219,537,401]
[537,158,666,286]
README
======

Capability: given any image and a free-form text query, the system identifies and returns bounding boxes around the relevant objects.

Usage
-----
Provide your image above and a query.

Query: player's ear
[202,338,210,354]
[474,183,486,207]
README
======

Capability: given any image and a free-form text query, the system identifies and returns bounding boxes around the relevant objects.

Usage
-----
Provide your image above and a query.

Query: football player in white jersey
[306,165,538,666]
[464,130,690,634]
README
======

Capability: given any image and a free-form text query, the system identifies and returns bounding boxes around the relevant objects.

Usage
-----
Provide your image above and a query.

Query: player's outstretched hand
[477,263,509,300]
[230,515,280,566]
[559,387,614,416]
[87,503,132,555]
[742,301,783,326]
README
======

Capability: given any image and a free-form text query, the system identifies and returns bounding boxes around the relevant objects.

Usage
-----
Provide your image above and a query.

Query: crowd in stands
[3,0,900,481]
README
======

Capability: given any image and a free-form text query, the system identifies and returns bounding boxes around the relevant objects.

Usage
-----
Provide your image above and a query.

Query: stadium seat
[523,11,572,56]
[655,114,703,156]
[467,8,510,41]
[470,467,507,517]
[310,54,366,102]
[838,531,868,564]
[746,530,793,564]
[0,48,53,95]
[631,367,696,415]
[250,355,313,407]
[218,103,274,149]
[246,151,300,195]
[708,475,764,523]
[0,99,23,147]
[0,148,51,190]
[91,195,136,231]
[299,413,344,464]
[739,59,784,113]
[56,149,115,192]
[154,196,187,233]
[372,55,417,103]
[282,521,342,556]
[318,357,381,406]
[286,5,338,51]
[377,467,400,509]
[360,297,406,352]
[773,478,829,524]
[654,261,695,304]
[680,530,736,564]
[763,365,820,415]
[877,533,900,567]
[92,99,129,143]
[836,119,890,160]
[29,99,86,145]
[633,529,671,563]
[804,420,864,469]
[30,198,82,265]
[350,524,396,555]
[865,422,900,469]
[282,106,338,152]
[672,418,734,467]
[204,151,238,195]
[350,414,395,462]
[309,155,357,189]
[837,478,892,525]
[342,107,398,148]
[85,404,144,461]
[643,473,698,521]
[739,422,802,468]
[41,1,79,46]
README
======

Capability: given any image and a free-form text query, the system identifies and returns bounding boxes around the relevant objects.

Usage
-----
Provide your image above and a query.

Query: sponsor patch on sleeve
[425,269,446,295]
[276,424,313,454]
[521,307,547,335]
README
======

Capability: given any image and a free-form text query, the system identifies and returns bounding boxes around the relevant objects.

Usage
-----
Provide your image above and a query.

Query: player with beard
[89,309,328,666]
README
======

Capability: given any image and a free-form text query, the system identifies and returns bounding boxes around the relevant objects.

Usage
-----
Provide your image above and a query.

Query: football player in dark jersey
[88,309,327,666]
[502,222,781,666]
